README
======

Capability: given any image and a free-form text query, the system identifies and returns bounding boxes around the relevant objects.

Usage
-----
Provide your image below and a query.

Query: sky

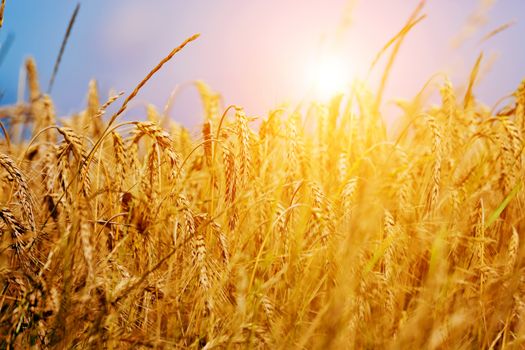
[0,0,524,128]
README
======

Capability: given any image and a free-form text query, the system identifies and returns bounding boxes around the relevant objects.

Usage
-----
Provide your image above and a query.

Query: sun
[307,53,352,101]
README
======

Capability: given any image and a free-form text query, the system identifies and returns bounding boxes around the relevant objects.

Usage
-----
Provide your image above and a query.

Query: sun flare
[308,53,352,101]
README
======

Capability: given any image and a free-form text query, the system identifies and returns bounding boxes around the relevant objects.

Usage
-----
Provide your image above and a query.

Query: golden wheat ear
[25,57,41,103]
[0,153,35,231]
[0,0,5,28]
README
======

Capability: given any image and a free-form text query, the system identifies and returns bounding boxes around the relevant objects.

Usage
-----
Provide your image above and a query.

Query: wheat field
[1,6,525,349]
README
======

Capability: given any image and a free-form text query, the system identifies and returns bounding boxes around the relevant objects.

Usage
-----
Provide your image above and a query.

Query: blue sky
[1,1,524,127]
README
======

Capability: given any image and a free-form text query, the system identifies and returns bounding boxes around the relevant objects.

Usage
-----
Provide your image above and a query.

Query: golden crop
[1,16,525,350]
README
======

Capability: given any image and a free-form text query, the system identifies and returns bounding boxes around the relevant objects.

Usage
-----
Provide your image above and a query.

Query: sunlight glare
[308,54,351,101]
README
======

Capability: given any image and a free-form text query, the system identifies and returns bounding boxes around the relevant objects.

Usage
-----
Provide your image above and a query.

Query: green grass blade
[486,181,522,228]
